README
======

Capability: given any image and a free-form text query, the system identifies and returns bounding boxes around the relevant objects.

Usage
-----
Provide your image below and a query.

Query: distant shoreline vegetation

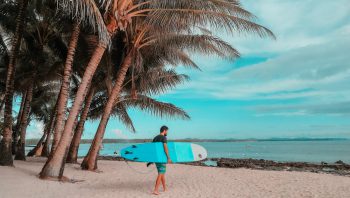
[25,138,349,145]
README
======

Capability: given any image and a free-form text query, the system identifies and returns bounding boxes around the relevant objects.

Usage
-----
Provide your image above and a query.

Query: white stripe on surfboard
[191,143,208,161]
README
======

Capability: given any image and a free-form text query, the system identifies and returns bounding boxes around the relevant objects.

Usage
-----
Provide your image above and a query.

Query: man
[151,125,172,195]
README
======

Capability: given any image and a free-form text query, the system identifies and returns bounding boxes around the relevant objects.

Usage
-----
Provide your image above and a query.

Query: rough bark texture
[15,73,35,161]
[0,0,29,166]
[81,51,133,170]
[51,22,80,152]
[12,92,26,155]
[66,87,95,163]
[39,43,106,179]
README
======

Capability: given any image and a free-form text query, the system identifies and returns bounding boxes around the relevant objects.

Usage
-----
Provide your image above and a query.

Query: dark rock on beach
[97,156,125,161]
[98,155,350,176]
[335,160,346,165]
[212,158,350,176]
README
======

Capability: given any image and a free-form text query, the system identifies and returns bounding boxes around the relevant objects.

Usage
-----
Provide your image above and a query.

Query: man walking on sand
[151,125,172,195]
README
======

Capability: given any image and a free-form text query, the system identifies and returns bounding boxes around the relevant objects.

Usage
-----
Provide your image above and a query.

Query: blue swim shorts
[155,163,166,174]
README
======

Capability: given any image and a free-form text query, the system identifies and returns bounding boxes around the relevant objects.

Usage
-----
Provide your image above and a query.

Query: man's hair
[160,125,169,133]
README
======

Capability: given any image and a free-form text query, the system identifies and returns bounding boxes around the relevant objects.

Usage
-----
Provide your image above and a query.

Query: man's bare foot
[152,191,160,195]
[162,188,167,192]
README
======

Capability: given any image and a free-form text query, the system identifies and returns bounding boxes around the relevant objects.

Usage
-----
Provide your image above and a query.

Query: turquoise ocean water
[75,140,350,164]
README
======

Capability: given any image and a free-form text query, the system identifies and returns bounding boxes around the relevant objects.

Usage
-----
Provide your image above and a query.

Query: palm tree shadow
[14,165,39,177]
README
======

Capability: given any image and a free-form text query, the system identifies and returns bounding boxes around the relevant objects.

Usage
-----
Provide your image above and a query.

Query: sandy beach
[1,157,350,198]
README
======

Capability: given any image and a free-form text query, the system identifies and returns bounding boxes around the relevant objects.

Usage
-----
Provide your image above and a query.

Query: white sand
[1,157,350,198]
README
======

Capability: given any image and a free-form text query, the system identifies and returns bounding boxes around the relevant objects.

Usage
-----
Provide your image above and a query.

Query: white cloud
[178,35,350,103]
[111,129,128,139]
[163,0,350,121]
[253,102,350,117]
[223,0,350,55]
[217,35,350,99]
[26,121,44,139]
[172,1,350,117]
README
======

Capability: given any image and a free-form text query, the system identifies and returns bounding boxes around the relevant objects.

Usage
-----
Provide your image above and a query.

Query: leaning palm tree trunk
[27,130,46,157]
[51,22,80,152]
[66,86,95,163]
[0,93,5,112]
[12,91,27,155]
[14,72,35,161]
[28,101,58,157]
[40,43,107,179]
[81,50,133,170]
[42,109,56,157]
[0,0,29,166]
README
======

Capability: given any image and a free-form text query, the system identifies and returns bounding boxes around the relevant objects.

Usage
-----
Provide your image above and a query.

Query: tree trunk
[15,72,35,161]
[26,130,46,157]
[0,0,29,166]
[12,91,26,155]
[39,43,107,179]
[41,111,56,157]
[66,86,95,163]
[0,93,5,112]
[51,22,80,152]
[27,101,57,157]
[81,51,133,170]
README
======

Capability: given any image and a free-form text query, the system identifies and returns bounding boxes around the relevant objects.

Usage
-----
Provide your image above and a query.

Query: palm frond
[149,0,255,19]
[147,9,275,39]
[122,94,190,120]
[145,34,240,60]
[114,103,136,132]
[54,0,110,45]
[124,67,189,96]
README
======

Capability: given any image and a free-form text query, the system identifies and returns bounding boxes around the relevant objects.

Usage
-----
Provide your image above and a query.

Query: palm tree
[40,0,274,179]
[39,0,130,179]
[66,86,95,163]
[27,86,59,157]
[0,0,29,166]
[41,103,56,157]
[50,21,80,152]
[14,70,35,160]
[80,13,244,169]
[80,66,191,169]
[66,32,125,163]
[6,0,70,160]
[80,48,133,169]
[49,0,116,153]
[11,91,26,154]
[0,94,4,112]
[39,0,114,178]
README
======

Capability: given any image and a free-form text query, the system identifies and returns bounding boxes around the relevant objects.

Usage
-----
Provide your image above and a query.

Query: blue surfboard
[120,142,207,163]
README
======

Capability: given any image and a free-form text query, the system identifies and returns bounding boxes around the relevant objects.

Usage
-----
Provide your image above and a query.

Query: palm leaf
[147,9,275,39]
[121,94,190,120]
[54,0,110,45]
[113,102,136,132]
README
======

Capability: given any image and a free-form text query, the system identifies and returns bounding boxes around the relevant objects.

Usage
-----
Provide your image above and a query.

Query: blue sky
[27,0,350,139]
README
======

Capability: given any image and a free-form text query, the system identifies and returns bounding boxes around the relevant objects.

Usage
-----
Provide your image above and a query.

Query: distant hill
[25,137,348,145]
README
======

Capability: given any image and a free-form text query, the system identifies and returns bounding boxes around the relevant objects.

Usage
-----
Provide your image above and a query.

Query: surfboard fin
[133,157,139,161]
[132,145,137,148]
[124,151,133,155]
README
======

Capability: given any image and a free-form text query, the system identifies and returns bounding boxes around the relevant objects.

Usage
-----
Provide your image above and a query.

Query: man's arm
[163,143,172,163]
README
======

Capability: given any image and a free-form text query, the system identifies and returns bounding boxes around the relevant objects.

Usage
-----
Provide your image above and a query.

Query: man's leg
[161,174,166,191]
[153,174,162,195]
